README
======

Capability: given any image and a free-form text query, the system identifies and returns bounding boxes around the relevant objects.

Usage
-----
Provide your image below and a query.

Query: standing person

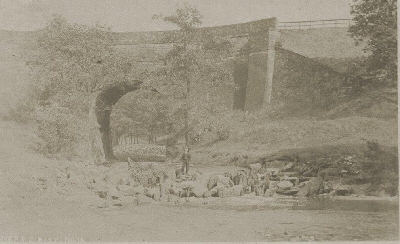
[181,145,191,175]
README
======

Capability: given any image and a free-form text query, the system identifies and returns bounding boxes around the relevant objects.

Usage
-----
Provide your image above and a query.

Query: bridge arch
[89,18,278,163]
[89,80,143,162]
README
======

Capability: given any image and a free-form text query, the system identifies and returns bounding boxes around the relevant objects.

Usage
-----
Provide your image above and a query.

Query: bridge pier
[233,28,280,111]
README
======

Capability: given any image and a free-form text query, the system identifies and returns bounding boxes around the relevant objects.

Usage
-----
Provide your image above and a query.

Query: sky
[0,0,353,32]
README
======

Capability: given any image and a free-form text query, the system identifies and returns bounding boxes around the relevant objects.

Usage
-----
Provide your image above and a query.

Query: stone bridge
[91,17,349,162]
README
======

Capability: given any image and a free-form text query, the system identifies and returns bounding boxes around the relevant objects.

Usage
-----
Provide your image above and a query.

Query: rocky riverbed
[0,121,398,241]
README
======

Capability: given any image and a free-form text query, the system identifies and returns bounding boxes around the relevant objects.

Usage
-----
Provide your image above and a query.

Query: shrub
[360,140,398,196]
[34,104,88,158]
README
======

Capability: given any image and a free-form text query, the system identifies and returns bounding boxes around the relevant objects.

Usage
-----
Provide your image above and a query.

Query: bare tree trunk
[184,78,190,147]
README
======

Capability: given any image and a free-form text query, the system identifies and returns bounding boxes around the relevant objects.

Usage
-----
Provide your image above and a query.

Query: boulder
[216,187,225,198]
[117,185,135,196]
[174,181,196,198]
[207,175,233,190]
[225,185,244,197]
[207,175,219,190]
[208,186,226,197]
[296,181,311,197]
[305,176,324,196]
[109,187,122,199]
[266,168,281,176]
[333,185,352,196]
[282,162,295,172]
[143,185,162,200]
[224,172,233,179]
[254,184,264,196]
[208,186,219,197]
[96,190,108,199]
[153,187,161,201]
[203,190,212,198]
[166,183,180,196]
[249,163,262,173]
[181,181,195,190]
[299,176,312,183]
[179,189,192,198]
[192,183,208,198]
[242,185,252,194]
[319,168,341,178]
[282,176,299,186]
[269,181,278,191]
[232,174,241,185]
[277,180,293,190]
[118,177,131,185]
[190,171,202,181]
[247,178,257,192]
[175,168,183,179]
[264,189,274,197]
[132,185,145,195]
[143,187,156,199]
[323,181,333,193]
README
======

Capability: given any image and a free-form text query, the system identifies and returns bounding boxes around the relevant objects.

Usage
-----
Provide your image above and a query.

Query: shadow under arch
[89,80,159,163]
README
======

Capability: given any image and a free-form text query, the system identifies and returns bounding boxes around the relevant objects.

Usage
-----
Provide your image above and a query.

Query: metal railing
[277,19,353,30]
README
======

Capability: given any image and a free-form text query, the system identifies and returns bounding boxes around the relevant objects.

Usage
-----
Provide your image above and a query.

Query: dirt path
[0,121,398,241]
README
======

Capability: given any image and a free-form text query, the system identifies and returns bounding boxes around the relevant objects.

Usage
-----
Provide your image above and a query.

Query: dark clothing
[181,152,191,174]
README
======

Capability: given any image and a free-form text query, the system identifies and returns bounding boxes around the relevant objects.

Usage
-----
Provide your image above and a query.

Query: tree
[349,0,397,85]
[152,4,233,148]
[111,90,176,145]
[28,15,140,157]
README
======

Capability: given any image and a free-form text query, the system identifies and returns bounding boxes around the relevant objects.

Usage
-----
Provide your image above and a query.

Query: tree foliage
[349,0,397,84]
[22,7,234,157]
[111,90,182,144]
[151,4,234,146]
[28,15,138,157]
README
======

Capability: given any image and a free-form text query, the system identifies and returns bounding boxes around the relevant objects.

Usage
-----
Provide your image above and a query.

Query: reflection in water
[292,197,399,212]
[177,197,399,241]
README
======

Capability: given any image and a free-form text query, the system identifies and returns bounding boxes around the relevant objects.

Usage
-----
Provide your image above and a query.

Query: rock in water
[277,180,293,190]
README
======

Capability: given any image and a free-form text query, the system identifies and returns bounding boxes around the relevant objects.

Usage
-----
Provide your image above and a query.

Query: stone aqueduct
[90,18,347,162]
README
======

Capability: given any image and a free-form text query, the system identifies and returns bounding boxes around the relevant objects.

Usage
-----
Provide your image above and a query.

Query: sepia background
[0,0,397,242]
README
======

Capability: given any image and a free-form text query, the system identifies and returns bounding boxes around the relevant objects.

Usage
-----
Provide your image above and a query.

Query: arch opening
[91,81,142,161]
